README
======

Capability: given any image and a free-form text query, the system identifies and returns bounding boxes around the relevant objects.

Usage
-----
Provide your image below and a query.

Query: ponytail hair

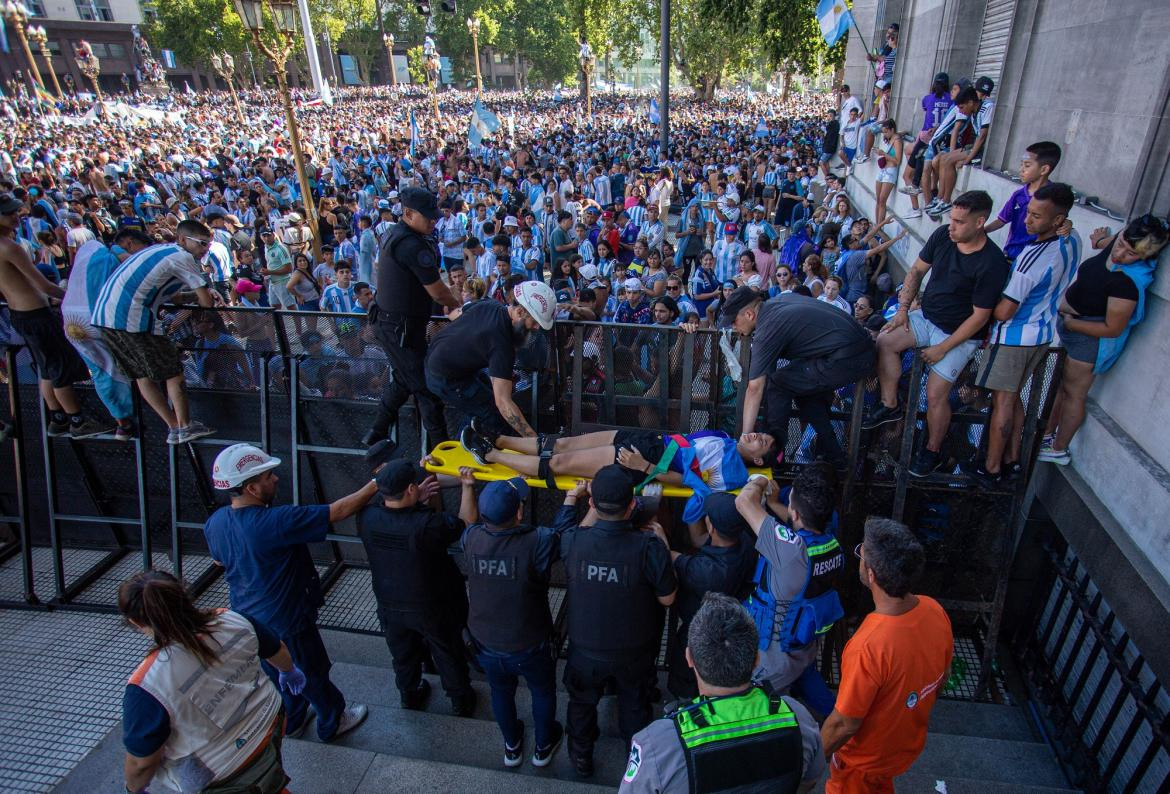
[118,570,221,667]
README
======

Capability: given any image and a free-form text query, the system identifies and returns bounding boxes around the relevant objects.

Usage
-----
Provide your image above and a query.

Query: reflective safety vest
[671,686,803,793]
[744,527,845,652]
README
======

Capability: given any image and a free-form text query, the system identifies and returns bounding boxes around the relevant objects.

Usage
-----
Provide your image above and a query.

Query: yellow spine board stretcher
[424,441,770,498]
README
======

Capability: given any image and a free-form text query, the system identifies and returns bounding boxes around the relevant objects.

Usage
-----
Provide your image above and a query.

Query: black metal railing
[1016,541,1170,792]
[0,305,1064,701]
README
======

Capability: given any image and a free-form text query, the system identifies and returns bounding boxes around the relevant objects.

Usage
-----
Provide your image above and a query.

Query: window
[47,40,62,55]
[492,53,502,64]
[74,0,114,22]
[27,0,46,16]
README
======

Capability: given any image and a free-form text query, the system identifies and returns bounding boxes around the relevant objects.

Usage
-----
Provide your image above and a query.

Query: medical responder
[619,593,826,793]
[204,444,373,742]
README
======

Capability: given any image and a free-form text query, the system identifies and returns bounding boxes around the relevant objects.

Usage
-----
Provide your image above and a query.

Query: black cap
[704,492,749,537]
[591,464,634,513]
[933,71,949,87]
[975,76,995,94]
[376,458,426,497]
[400,187,440,221]
[719,286,764,328]
[0,193,23,214]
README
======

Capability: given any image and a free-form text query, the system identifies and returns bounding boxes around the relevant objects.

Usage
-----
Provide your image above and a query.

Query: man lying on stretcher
[460,423,775,521]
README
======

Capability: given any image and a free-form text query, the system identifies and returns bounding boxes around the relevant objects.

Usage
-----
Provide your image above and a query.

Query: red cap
[235,278,262,295]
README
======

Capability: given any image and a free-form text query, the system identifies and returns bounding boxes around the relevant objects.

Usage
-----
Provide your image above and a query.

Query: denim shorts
[909,309,980,383]
[1057,315,1103,363]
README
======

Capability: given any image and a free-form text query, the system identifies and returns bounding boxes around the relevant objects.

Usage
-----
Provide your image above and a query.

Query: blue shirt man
[203,445,376,741]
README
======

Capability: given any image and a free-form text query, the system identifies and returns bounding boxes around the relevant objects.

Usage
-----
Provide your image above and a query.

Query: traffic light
[415,0,429,14]
[440,0,456,12]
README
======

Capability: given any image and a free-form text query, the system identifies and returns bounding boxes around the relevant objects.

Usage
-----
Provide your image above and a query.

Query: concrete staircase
[57,629,1078,793]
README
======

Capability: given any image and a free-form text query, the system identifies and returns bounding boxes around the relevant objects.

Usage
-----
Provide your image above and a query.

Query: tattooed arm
[491,376,536,437]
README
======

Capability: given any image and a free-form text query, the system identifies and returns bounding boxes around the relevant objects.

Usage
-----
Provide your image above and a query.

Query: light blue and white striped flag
[817,0,852,47]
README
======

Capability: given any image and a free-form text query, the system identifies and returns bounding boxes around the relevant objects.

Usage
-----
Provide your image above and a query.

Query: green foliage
[144,0,249,72]
[671,0,754,99]
[405,44,426,84]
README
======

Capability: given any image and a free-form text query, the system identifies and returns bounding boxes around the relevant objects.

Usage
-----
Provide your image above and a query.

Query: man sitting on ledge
[460,426,775,522]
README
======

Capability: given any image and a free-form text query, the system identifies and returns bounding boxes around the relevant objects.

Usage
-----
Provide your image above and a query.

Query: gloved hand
[279,666,307,696]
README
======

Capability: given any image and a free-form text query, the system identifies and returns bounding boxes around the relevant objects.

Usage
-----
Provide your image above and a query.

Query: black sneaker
[469,415,498,446]
[532,720,563,767]
[862,401,903,430]
[570,751,594,778]
[400,679,431,710]
[909,448,942,478]
[504,719,524,768]
[451,688,477,718]
[70,417,116,440]
[959,459,1000,489]
[460,424,493,465]
[1001,461,1023,482]
[46,417,69,437]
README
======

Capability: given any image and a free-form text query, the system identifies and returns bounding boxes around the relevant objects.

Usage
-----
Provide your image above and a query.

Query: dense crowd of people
[1,50,1167,793]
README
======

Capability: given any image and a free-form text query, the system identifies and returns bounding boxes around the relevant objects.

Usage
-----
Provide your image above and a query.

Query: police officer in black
[560,464,678,778]
[665,492,759,700]
[459,477,583,769]
[366,187,460,446]
[357,458,477,716]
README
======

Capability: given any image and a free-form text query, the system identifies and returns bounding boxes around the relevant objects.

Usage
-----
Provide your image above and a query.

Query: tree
[671,0,754,99]
[145,0,249,74]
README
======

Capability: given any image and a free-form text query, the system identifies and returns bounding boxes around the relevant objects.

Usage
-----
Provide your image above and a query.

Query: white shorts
[909,309,980,383]
[268,279,295,308]
[877,167,898,185]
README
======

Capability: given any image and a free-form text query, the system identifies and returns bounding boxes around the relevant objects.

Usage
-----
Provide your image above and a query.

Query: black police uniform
[357,500,473,708]
[560,518,677,764]
[667,538,758,699]
[369,216,448,444]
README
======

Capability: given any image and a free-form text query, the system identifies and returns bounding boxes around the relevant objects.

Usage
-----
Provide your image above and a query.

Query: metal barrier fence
[0,305,1064,701]
[1016,541,1170,792]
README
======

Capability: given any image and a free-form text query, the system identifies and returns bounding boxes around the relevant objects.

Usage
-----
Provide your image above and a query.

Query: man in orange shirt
[820,517,953,793]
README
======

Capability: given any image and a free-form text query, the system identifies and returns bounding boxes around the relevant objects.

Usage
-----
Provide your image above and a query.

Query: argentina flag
[474,98,501,134]
[817,0,852,47]
[649,98,660,125]
[409,110,420,158]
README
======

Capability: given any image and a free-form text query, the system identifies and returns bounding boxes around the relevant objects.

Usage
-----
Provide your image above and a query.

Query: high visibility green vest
[670,686,803,793]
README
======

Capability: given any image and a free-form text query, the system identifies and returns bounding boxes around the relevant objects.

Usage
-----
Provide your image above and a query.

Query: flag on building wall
[816,0,852,47]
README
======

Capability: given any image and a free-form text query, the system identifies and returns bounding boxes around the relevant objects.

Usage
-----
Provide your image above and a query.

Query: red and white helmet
[513,280,556,330]
[212,443,282,490]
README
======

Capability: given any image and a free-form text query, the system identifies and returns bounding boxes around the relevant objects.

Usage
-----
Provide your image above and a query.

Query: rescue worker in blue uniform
[735,463,845,716]
[204,444,373,742]
[459,477,585,768]
[665,492,759,700]
[357,458,478,717]
[560,464,678,778]
[619,593,826,793]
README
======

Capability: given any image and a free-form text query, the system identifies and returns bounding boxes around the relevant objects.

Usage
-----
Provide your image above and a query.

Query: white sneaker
[898,185,921,195]
[1036,446,1070,466]
[904,209,922,219]
[166,427,182,445]
[176,420,216,444]
[854,153,869,165]
[329,703,369,741]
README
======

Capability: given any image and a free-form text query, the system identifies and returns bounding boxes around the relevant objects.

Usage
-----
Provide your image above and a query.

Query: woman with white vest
[119,570,306,794]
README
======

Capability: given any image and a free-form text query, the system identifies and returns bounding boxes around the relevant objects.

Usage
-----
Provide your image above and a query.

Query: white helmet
[212,444,282,490]
[513,281,556,330]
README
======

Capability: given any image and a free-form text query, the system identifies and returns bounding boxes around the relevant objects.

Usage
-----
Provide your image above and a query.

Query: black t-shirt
[426,299,517,382]
[357,503,465,612]
[673,539,757,625]
[747,293,874,380]
[376,222,440,318]
[1064,248,1139,317]
[919,225,1010,334]
[823,119,840,154]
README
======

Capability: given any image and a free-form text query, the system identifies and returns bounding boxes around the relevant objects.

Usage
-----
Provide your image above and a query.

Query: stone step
[892,773,1079,793]
[315,700,622,787]
[909,733,1070,789]
[926,698,1042,743]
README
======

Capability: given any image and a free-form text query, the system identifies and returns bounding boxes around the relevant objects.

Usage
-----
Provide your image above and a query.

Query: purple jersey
[997,185,1036,260]
[921,92,955,135]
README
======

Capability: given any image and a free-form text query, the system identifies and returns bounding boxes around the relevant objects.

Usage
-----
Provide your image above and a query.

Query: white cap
[623,277,643,291]
[388,190,399,198]
[578,264,599,280]
[212,444,282,490]
[503,215,519,227]
[513,281,557,330]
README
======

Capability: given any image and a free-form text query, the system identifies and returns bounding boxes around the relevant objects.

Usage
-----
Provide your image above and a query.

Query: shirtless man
[0,194,113,439]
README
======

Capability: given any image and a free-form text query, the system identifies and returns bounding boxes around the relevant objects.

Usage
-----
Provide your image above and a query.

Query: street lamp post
[244,47,258,87]
[382,33,397,86]
[2,1,46,92]
[578,40,595,118]
[423,35,441,122]
[466,16,481,94]
[232,0,321,264]
[26,24,63,99]
[210,52,245,125]
[74,40,102,102]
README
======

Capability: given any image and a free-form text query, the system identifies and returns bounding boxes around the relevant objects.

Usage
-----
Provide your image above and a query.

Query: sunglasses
[666,285,681,291]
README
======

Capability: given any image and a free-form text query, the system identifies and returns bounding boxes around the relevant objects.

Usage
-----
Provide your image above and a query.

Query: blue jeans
[477,642,558,749]
[790,662,837,716]
[425,370,510,439]
[260,621,346,740]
